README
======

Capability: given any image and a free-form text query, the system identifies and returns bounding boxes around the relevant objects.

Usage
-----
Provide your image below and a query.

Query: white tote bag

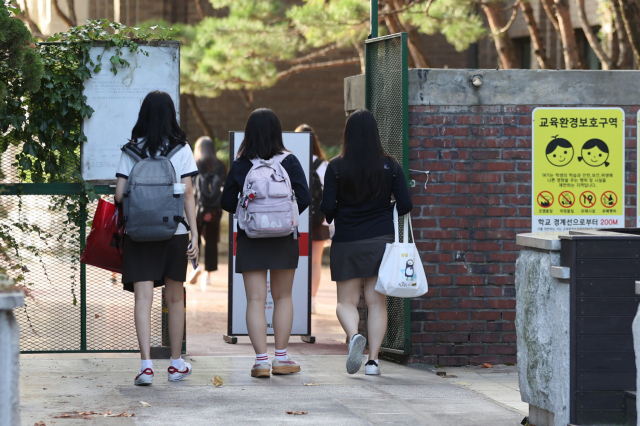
[375,206,428,298]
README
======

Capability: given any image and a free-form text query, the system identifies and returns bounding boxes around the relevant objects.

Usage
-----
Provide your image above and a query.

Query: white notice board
[227,132,312,336]
[81,43,180,182]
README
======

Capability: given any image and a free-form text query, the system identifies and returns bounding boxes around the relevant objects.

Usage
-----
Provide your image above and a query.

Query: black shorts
[121,234,189,292]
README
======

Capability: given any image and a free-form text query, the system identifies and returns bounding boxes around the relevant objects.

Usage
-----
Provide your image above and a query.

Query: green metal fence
[0,148,164,353]
[365,32,411,355]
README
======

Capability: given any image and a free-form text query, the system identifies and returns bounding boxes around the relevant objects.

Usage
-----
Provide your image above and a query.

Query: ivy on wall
[0,9,174,301]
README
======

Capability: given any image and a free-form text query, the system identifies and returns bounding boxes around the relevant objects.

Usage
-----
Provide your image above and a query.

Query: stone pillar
[515,232,570,426]
[0,292,24,426]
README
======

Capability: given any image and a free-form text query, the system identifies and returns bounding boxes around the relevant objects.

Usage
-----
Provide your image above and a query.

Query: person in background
[320,109,413,376]
[114,91,199,385]
[221,108,311,378]
[294,124,329,314]
[188,136,227,290]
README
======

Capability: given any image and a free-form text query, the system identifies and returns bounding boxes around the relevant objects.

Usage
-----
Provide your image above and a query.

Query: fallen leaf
[189,358,197,362]
[139,401,151,407]
[95,314,99,318]
[302,382,317,386]
[61,376,67,379]
[34,422,46,426]
[104,411,134,417]
[286,411,308,415]
[211,375,223,387]
[481,363,493,368]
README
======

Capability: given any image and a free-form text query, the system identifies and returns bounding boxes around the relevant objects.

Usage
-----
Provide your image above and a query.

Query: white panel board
[228,132,312,336]
[81,43,180,182]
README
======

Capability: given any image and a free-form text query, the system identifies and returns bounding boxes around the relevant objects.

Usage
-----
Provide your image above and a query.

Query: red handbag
[81,198,125,274]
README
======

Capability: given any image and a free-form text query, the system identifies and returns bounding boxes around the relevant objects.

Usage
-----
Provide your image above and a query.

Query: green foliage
[0,2,44,109]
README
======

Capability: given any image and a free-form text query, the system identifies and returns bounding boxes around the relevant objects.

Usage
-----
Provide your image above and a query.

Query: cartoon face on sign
[578,139,610,167]
[545,136,574,167]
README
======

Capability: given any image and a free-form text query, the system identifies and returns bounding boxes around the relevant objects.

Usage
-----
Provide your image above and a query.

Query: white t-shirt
[313,155,328,186]
[116,141,199,235]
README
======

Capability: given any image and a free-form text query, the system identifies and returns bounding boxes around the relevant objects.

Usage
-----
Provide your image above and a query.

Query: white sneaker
[365,360,381,375]
[346,334,366,374]
[168,361,192,381]
[134,368,154,386]
[188,267,201,285]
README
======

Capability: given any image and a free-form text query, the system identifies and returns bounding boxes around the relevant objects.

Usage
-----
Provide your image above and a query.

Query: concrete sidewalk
[20,355,525,426]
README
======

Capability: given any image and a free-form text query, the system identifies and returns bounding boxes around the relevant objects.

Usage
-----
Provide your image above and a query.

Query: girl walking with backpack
[221,109,310,378]
[321,109,413,376]
[188,136,227,290]
[295,124,329,315]
[114,91,199,386]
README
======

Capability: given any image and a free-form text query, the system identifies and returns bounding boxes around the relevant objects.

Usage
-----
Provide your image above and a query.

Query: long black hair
[336,109,388,203]
[238,108,286,160]
[130,91,187,157]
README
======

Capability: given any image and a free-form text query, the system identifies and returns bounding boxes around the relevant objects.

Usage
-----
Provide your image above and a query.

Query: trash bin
[516,229,639,426]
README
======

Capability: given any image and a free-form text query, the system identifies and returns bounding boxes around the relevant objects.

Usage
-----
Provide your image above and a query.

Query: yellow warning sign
[532,108,625,232]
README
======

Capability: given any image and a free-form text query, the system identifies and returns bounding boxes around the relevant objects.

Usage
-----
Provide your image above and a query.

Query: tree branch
[276,57,360,80]
[540,0,561,36]
[618,0,640,68]
[194,0,205,20]
[237,88,254,109]
[66,0,77,27]
[52,0,76,27]
[612,0,633,68]
[575,0,613,68]
[520,0,551,68]
[493,0,521,35]
[288,44,340,64]
[185,94,215,139]
[481,1,518,69]
[12,0,45,39]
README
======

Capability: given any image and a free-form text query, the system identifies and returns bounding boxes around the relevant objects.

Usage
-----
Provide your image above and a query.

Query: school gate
[346,68,640,366]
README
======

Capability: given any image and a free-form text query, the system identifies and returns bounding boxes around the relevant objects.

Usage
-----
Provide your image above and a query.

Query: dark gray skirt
[121,234,189,292]
[235,232,299,273]
[330,234,394,282]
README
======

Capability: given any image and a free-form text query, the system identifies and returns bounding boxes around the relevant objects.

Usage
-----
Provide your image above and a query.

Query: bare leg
[270,269,295,350]
[336,278,363,340]
[311,240,325,299]
[133,281,154,360]
[164,277,185,361]
[363,276,387,360]
[242,270,268,355]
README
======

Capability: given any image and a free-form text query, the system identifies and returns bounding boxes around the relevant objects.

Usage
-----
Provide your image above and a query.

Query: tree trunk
[353,42,366,74]
[520,0,551,68]
[52,0,76,27]
[612,0,633,68]
[15,0,45,39]
[391,0,431,67]
[194,0,205,20]
[66,0,77,27]
[618,0,640,68]
[540,0,562,36]
[185,94,215,139]
[575,0,614,68]
[554,0,583,68]
[482,1,518,69]
[383,2,416,67]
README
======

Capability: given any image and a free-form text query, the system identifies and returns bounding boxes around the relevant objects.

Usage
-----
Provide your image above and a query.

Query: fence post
[80,202,87,352]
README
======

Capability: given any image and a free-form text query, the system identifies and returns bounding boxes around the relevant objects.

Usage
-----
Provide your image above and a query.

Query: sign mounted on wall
[532,108,625,232]
[225,131,313,341]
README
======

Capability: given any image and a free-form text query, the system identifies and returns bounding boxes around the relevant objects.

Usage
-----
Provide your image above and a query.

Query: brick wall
[406,104,638,366]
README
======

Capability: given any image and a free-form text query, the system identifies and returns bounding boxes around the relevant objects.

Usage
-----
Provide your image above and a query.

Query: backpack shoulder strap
[312,158,324,171]
[163,143,183,160]
[122,143,146,162]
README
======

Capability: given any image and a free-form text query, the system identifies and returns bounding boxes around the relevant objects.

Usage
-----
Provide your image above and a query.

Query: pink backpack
[235,153,300,238]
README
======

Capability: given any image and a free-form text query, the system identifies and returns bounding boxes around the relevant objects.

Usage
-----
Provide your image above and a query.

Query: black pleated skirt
[235,232,299,273]
[121,234,189,292]
[330,234,394,282]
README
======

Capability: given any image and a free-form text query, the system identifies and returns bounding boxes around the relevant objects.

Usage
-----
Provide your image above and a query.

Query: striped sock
[255,353,268,364]
[275,348,287,361]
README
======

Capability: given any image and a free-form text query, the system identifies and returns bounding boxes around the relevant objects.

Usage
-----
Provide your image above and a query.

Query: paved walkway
[20,356,526,426]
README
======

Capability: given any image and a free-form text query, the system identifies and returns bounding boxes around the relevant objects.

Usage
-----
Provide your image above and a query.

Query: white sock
[141,359,153,371]
[275,348,287,361]
[170,357,183,370]
[256,353,269,363]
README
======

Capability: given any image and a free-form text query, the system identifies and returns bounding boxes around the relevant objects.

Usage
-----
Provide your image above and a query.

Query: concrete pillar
[0,292,24,426]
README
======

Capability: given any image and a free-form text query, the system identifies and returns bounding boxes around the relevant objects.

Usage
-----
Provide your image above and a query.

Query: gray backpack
[122,143,188,242]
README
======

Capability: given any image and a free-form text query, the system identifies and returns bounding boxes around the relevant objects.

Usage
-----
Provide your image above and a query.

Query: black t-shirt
[320,157,413,242]
[220,154,311,238]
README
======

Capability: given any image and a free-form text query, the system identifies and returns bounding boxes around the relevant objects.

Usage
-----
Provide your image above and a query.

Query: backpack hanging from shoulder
[122,143,188,242]
[235,153,299,239]
[195,170,223,223]
[310,158,325,229]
